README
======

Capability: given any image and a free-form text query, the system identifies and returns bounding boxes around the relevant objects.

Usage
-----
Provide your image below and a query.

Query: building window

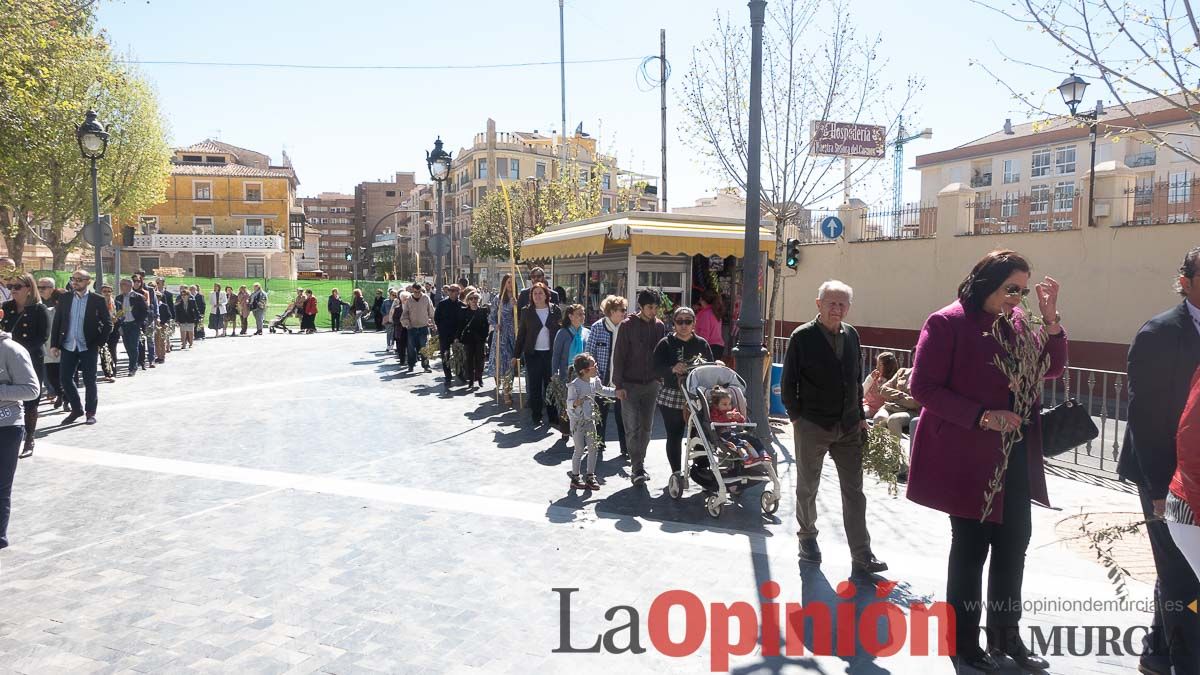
[510,158,520,179]
[245,257,266,278]
[1054,181,1075,211]
[137,216,158,235]
[138,256,160,272]
[1029,219,1049,232]
[1169,171,1193,204]
[1029,184,1050,214]
[385,190,396,197]
[181,155,202,163]
[1001,192,1019,218]
[243,218,265,236]
[1052,218,1074,230]
[204,155,225,164]
[193,216,214,234]
[1002,160,1020,184]
[477,159,488,180]
[244,183,262,202]
[477,187,488,203]
[1031,148,1051,178]
[602,197,612,214]
[1054,145,1076,175]
[536,162,547,179]
[194,181,212,201]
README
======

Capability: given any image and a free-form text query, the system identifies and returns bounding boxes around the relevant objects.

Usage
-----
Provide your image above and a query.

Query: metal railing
[782,210,840,245]
[967,190,1081,234]
[130,233,284,252]
[858,204,937,241]
[1121,177,1200,226]
[770,337,1126,479]
[970,172,993,188]
[1125,151,1157,168]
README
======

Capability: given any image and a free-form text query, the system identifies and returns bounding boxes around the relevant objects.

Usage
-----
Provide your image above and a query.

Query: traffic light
[785,238,801,269]
[344,247,352,261]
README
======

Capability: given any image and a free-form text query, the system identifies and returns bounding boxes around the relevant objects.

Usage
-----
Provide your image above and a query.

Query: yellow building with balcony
[114,140,308,279]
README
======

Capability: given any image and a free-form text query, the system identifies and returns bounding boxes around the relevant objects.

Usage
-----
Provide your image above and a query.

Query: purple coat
[905,300,1068,523]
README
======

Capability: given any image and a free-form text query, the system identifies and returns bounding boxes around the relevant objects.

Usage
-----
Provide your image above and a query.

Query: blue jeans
[0,425,27,549]
[407,326,429,368]
[120,323,141,374]
[59,347,98,415]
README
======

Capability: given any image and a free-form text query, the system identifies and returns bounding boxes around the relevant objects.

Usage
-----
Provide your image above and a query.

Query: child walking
[709,387,767,467]
[566,353,615,491]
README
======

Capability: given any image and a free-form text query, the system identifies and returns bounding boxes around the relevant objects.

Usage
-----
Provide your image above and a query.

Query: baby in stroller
[709,386,767,468]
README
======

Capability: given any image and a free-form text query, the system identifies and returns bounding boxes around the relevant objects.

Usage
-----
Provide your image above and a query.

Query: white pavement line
[100,370,370,411]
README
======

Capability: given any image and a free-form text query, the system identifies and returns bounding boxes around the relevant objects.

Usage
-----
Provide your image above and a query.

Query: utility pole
[660,28,668,213]
[733,0,770,440]
[559,0,568,166]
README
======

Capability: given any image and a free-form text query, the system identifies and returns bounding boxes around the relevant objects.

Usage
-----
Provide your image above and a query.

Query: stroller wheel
[667,473,683,500]
[761,490,780,515]
[705,495,724,519]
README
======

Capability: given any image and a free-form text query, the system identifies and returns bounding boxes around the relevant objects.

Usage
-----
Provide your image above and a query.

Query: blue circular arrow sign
[820,216,844,240]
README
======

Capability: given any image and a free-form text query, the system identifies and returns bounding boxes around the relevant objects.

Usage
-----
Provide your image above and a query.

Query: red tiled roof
[169,163,293,178]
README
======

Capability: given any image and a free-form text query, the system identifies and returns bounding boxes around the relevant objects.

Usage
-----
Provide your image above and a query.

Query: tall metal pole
[733,0,769,440]
[90,157,104,288]
[1087,120,1097,227]
[660,28,668,213]
[435,179,445,285]
[559,0,568,166]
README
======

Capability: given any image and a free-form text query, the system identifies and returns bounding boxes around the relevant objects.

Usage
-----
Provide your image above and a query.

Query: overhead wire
[111,56,648,72]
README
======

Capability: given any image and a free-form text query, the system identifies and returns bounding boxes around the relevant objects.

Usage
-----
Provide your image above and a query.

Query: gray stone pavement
[0,330,1166,673]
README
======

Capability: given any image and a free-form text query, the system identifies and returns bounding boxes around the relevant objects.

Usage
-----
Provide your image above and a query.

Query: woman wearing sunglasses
[653,306,713,485]
[906,249,1067,674]
[0,273,48,458]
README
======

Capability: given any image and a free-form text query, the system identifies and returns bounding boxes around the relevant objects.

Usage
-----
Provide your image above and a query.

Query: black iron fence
[966,186,1083,234]
[858,204,937,241]
[1121,177,1200,226]
[782,209,841,244]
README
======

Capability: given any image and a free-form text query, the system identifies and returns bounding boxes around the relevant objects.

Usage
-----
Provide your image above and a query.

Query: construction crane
[892,116,932,234]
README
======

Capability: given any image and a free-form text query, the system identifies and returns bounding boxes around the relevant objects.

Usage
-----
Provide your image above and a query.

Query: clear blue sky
[96,0,1071,209]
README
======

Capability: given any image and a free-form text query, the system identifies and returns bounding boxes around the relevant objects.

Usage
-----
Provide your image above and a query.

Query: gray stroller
[666,363,783,518]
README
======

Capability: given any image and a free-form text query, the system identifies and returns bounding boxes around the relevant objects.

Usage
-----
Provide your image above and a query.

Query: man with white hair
[780,279,887,577]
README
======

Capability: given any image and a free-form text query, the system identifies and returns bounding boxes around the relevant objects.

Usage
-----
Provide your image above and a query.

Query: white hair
[817,280,854,302]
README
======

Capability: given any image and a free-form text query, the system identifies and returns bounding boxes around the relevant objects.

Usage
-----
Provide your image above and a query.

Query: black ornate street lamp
[1058,73,1102,227]
[76,110,109,286]
[426,138,452,285]
[734,0,770,439]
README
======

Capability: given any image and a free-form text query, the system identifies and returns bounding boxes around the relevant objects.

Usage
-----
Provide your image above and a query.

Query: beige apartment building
[773,95,1199,372]
[298,192,356,279]
[446,119,658,287]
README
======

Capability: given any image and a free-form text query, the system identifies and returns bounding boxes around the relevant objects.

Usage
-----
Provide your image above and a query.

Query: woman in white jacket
[207,283,226,337]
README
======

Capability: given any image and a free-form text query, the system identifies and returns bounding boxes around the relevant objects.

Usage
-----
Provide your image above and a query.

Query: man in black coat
[434,284,466,385]
[114,278,149,377]
[516,267,560,309]
[49,270,112,424]
[1119,246,1200,674]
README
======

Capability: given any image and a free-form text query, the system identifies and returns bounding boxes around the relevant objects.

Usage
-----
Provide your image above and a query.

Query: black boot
[19,409,36,458]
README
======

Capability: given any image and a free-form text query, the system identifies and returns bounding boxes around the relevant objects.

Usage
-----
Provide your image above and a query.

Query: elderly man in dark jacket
[434,285,466,385]
[1118,246,1200,675]
[50,270,111,425]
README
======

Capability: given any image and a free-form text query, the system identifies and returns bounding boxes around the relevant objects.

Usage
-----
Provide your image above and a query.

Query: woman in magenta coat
[906,249,1067,674]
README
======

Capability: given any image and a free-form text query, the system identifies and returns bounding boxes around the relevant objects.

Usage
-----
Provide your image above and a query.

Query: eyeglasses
[70,277,88,283]
[674,319,694,325]
[1003,284,1031,298]
[5,284,24,291]
[37,285,52,290]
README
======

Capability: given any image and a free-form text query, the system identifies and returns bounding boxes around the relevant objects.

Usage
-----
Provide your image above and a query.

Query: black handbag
[1040,398,1099,457]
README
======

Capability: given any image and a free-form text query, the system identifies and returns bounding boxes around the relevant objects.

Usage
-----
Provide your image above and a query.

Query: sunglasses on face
[674,318,694,325]
[5,284,24,291]
[37,285,52,290]
[1003,284,1031,298]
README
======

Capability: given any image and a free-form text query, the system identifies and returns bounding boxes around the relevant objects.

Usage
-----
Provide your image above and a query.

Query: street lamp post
[76,110,109,286]
[733,0,770,440]
[426,138,452,285]
[1058,73,1103,227]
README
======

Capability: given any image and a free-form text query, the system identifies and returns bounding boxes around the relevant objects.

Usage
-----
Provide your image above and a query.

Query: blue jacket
[551,324,590,381]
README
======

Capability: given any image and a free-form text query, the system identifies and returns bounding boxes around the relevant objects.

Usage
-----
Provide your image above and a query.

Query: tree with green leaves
[0,0,171,269]
[468,158,639,262]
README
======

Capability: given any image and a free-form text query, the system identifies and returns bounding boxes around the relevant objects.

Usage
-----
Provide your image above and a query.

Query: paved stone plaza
[0,331,1163,674]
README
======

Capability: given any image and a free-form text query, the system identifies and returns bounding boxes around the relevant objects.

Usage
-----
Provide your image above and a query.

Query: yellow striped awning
[519,213,776,261]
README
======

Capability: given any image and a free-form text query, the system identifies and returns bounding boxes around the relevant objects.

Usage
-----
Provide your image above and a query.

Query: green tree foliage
[468,159,639,262]
[0,0,171,268]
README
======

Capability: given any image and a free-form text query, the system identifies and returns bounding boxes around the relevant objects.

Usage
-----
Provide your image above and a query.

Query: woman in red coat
[906,249,1067,674]
[1169,366,1200,524]
[300,290,318,335]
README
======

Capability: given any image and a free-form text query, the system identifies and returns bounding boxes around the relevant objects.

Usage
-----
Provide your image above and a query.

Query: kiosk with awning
[515,212,775,344]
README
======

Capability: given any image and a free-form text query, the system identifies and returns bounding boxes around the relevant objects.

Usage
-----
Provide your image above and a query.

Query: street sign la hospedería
[810,121,886,158]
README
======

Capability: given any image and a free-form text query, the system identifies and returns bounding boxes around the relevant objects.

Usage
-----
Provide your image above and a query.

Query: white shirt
[1188,299,1200,336]
[534,307,551,351]
[209,290,226,309]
